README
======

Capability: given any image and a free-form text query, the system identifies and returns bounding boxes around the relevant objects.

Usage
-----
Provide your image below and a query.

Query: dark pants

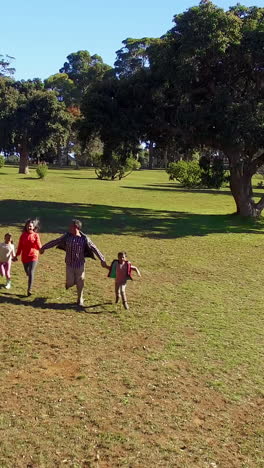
[23,261,37,292]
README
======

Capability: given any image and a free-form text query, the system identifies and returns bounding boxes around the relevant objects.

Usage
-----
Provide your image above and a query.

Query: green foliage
[95,154,141,180]
[199,155,226,189]
[115,37,158,77]
[0,154,4,168]
[59,50,111,104]
[0,54,15,77]
[149,2,264,214]
[44,73,78,106]
[36,162,48,179]
[125,157,141,172]
[5,154,19,165]
[167,160,201,187]
[0,78,73,173]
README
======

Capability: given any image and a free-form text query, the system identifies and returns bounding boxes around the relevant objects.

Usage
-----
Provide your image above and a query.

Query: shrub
[5,154,19,165]
[167,160,201,188]
[200,155,226,189]
[0,155,5,168]
[95,155,141,181]
[36,162,48,179]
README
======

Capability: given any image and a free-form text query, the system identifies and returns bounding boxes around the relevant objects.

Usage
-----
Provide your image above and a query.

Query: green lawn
[0,166,263,467]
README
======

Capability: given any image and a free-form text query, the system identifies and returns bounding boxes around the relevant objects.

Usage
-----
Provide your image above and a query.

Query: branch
[251,149,264,173]
[255,195,264,211]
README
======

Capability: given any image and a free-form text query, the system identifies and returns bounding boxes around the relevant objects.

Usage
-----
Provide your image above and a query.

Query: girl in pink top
[107,251,141,309]
[14,219,42,296]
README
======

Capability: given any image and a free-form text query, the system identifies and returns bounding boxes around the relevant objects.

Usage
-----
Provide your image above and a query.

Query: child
[107,252,141,309]
[0,233,16,289]
[14,218,42,296]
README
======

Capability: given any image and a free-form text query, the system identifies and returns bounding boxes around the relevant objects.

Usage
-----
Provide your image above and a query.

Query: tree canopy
[1,3,264,216]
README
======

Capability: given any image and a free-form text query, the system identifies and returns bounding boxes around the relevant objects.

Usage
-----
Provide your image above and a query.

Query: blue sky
[2,0,263,81]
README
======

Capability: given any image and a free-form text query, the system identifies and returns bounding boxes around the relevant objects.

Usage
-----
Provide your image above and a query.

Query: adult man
[40,219,106,306]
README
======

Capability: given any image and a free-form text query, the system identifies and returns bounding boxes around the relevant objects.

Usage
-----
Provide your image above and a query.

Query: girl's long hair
[23,218,40,232]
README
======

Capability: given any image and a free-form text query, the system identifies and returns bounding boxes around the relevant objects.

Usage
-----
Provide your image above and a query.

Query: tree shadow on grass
[122,184,264,198]
[22,176,38,180]
[0,293,115,313]
[0,199,263,239]
[65,176,97,180]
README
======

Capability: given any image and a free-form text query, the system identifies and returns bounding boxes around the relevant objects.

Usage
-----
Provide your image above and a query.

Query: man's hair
[71,219,82,230]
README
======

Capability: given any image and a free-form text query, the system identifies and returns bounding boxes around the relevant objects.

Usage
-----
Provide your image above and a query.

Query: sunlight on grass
[0,166,263,467]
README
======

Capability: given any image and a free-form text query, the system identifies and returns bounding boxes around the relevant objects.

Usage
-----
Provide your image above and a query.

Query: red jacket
[16,232,42,263]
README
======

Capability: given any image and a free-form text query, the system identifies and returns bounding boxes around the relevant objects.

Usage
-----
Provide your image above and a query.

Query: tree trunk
[57,143,63,167]
[148,141,154,169]
[229,164,262,217]
[19,145,30,174]
[164,146,168,169]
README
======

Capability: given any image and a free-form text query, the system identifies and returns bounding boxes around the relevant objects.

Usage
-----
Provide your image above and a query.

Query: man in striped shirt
[40,219,106,306]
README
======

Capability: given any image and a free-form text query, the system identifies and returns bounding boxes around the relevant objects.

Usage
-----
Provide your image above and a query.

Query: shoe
[27,290,32,297]
[115,296,119,304]
[123,302,129,310]
[77,299,84,307]
[5,280,11,289]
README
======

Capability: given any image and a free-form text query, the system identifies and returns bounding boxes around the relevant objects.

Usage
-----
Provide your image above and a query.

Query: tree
[44,73,78,107]
[59,51,111,104]
[149,2,264,216]
[114,37,157,77]
[95,154,140,180]
[0,54,15,77]
[0,79,73,173]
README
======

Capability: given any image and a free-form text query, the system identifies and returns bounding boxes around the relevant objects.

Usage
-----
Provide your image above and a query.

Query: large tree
[0,79,73,173]
[59,51,112,105]
[149,2,264,216]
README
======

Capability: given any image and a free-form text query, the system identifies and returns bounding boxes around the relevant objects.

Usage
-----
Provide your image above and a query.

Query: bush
[5,154,19,165]
[36,162,48,179]
[200,155,226,189]
[95,155,141,181]
[0,155,5,168]
[167,160,201,188]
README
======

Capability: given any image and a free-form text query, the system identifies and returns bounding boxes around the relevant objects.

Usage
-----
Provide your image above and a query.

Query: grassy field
[0,166,263,468]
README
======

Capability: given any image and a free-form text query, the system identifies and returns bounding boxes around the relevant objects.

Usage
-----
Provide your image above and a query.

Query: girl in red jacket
[14,219,42,296]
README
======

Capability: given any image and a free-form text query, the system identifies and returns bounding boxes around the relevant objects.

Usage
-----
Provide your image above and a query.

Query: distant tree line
[0,1,263,216]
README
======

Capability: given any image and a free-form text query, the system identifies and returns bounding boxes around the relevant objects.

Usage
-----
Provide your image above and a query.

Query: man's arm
[86,237,106,265]
[40,234,66,253]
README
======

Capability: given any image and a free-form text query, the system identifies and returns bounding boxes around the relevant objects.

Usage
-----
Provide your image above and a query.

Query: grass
[0,166,263,467]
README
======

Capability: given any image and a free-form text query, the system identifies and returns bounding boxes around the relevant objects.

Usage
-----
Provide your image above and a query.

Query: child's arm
[14,235,23,260]
[11,244,16,259]
[131,265,141,277]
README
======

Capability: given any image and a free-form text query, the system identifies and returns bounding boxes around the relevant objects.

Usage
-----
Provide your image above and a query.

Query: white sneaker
[5,280,11,289]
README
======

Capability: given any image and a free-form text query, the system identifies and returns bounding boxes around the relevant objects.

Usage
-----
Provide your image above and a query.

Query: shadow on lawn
[0,292,114,313]
[0,199,263,239]
[122,184,264,198]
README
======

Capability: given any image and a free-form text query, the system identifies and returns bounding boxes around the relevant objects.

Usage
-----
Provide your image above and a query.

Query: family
[0,218,141,309]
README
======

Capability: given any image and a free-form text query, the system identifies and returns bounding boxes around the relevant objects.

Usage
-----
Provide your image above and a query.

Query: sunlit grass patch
[0,166,263,467]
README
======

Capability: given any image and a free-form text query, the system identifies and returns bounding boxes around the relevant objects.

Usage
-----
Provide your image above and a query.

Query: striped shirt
[42,233,105,269]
